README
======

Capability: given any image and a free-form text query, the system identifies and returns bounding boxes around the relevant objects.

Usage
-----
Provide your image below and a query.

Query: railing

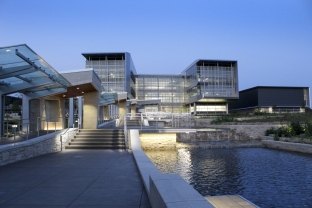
[0,116,67,145]
[122,112,192,149]
[124,112,193,129]
[97,114,119,126]
[60,128,77,151]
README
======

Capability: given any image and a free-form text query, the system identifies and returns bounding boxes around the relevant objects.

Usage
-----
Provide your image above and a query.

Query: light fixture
[62,94,66,97]
[76,87,80,90]
[82,91,84,94]
[6,49,11,52]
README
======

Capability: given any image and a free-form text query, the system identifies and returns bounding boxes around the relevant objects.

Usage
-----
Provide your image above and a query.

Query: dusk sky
[1,0,311,95]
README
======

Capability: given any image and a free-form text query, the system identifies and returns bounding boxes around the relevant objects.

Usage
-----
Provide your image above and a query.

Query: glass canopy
[0,44,70,98]
[99,92,117,106]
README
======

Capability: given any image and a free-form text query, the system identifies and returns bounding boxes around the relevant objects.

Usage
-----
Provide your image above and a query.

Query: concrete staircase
[126,119,141,127]
[65,129,126,149]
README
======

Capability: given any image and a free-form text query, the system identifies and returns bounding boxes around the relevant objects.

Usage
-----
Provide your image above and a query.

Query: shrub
[211,116,235,124]
[273,133,279,141]
[304,121,312,137]
[265,127,276,136]
[290,121,304,135]
[277,126,293,137]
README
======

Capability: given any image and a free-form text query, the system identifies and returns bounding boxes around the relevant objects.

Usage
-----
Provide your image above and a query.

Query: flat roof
[136,74,184,78]
[240,86,309,93]
[181,59,237,73]
[82,52,127,60]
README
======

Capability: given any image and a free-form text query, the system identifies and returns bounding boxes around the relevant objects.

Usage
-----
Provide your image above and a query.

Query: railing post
[37,117,40,137]
[124,115,128,149]
[26,122,29,140]
[46,120,48,134]
[140,113,143,130]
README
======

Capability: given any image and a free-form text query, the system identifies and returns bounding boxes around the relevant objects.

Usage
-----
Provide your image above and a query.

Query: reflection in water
[145,147,312,208]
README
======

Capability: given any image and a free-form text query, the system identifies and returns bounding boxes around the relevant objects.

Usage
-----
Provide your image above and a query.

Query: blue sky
[1,0,311,93]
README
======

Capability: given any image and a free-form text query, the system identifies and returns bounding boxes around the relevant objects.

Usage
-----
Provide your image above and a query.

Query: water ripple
[145,147,312,208]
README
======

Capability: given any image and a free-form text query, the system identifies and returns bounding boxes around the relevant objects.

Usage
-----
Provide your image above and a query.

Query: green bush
[304,121,312,137]
[290,121,304,135]
[273,133,279,141]
[211,116,235,124]
[265,127,276,136]
[277,126,293,137]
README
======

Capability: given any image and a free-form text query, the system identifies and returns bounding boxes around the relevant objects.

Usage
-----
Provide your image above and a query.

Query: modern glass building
[82,53,137,99]
[82,53,137,117]
[183,60,238,115]
[136,74,185,113]
[83,53,238,115]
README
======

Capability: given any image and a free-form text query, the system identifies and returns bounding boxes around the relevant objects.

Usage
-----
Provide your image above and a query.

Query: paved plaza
[0,150,150,208]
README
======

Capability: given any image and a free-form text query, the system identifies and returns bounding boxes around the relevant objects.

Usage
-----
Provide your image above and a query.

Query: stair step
[76,134,125,138]
[73,138,124,141]
[69,140,125,145]
[65,129,126,150]
[75,135,123,138]
[79,129,123,132]
[78,132,124,134]
[65,145,125,149]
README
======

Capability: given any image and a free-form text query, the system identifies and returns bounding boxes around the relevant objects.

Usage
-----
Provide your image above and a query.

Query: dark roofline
[181,59,237,74]
[136,74,184,78]
[82,52,129,60]
[240,86,310,93]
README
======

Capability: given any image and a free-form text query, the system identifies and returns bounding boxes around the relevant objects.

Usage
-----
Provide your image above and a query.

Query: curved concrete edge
[263,140,312,154]
[0,128,76,166]
[129,129,214,208]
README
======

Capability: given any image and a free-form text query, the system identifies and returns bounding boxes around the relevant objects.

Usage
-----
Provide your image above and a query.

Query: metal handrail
[1,116,69,145]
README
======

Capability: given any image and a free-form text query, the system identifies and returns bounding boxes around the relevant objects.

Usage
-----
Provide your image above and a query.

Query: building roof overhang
[0,44,70,98]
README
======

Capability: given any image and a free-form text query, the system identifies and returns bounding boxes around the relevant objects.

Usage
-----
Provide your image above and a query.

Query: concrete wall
[140,133,177,150]
[0,128,76,166]
[118,100,127,126]
[130,130,214,208]
[263,140,312,154]
[83,91,99,129]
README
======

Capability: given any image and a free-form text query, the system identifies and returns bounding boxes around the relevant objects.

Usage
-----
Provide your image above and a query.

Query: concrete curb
[129,129,214,208]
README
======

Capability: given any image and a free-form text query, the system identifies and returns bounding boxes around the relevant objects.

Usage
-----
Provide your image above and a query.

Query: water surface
[145,148,312,208]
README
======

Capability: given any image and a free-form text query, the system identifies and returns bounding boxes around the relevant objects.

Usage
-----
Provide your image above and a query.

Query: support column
[118,100,127,126]
[99,106,103,122]
[104,105,109,120]
[83,91,99,129]
[78,96,83,129]
[22,94,30,132]
[130,104,136,118]
[68,98,74,128]
[194,103,196,116]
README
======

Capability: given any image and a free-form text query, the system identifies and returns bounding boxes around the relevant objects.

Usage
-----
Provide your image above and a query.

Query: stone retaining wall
[130,130,214,208]
[140,133,176,150]
[0,128,75,166]
[263,140,312,154]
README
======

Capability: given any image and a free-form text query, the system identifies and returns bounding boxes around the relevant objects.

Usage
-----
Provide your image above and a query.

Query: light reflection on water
[145,147,312,208]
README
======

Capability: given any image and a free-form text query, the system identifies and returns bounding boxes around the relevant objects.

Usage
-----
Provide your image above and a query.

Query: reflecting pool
[145,148,312,208]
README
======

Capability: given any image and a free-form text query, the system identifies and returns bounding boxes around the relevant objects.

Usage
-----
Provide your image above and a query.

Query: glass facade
[83,53,136,99]
[83,53,238,115]
[184,60,238,115]
[136,75,186,113]
[184,60,238,103]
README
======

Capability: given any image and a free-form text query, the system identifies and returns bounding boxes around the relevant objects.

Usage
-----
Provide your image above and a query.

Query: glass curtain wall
[86,56,126,93]
[136,75,185,113]
[184,60,238,103]
[197,61,238,98]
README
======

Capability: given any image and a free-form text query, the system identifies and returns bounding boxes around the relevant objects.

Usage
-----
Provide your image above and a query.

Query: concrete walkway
[0,150,150,208]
